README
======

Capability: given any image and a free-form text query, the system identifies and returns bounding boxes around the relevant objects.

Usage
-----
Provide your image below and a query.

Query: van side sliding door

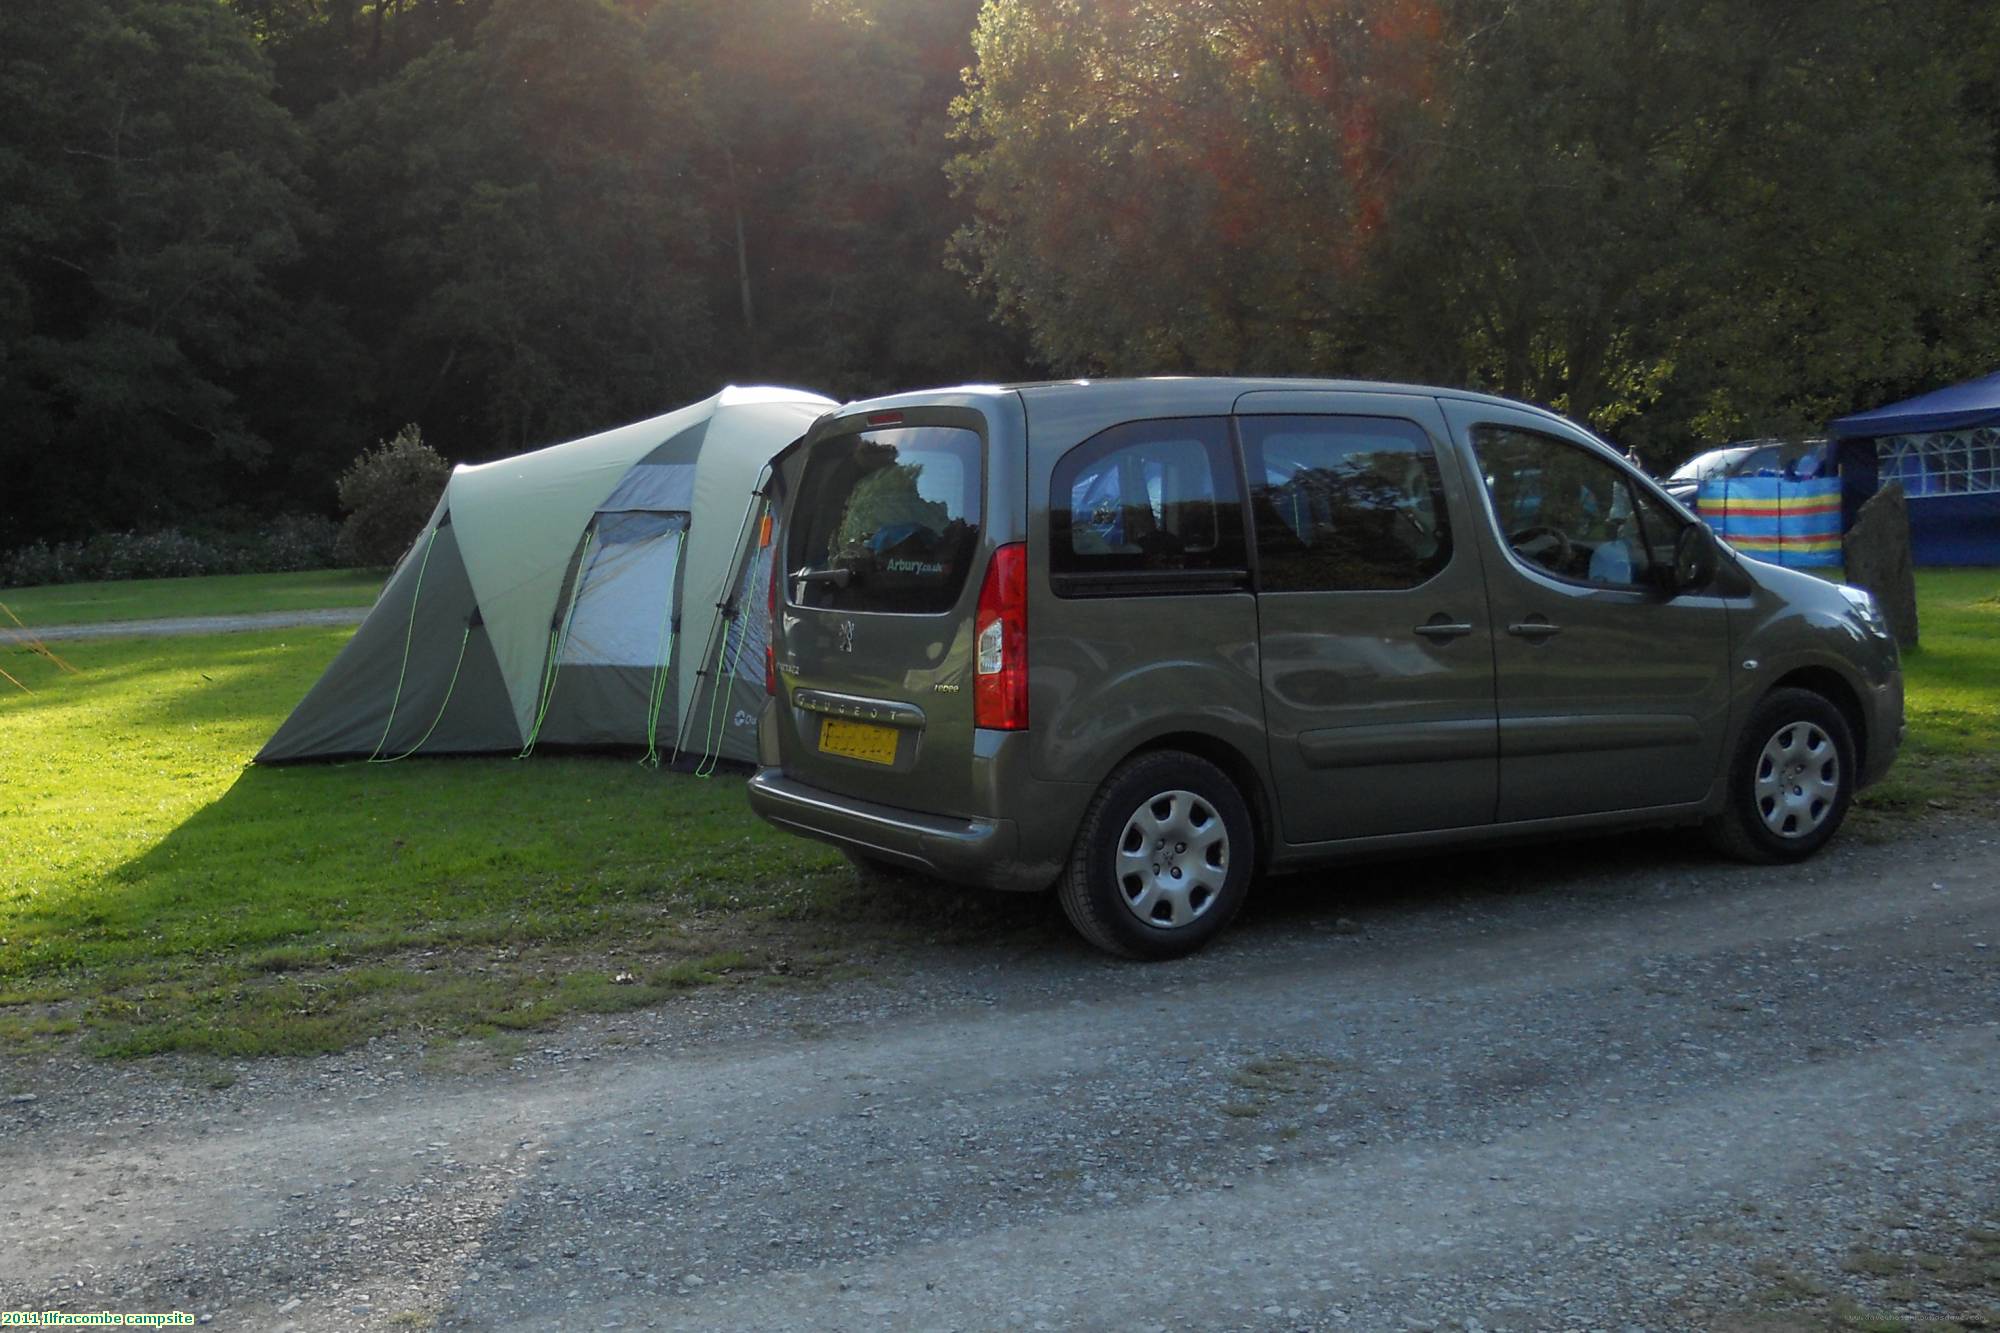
[1234,391,1499,845]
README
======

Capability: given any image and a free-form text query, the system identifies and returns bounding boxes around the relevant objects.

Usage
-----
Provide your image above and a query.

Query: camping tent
[1830,370,2000,565]
[257,386,834,765]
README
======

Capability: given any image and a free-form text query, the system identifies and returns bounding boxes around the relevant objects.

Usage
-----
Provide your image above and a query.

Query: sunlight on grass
[0,627,865,1056]
[1853,568,2000,820]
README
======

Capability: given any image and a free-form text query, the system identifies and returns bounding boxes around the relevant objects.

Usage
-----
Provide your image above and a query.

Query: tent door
[528,510,689,748]
[557,511,689,670]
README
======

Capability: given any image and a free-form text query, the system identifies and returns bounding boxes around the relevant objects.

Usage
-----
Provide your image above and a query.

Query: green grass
[0,569,1993,1060]
[0,568,384,628]
[1852,569,2000,826]
[0,626,1050,1059]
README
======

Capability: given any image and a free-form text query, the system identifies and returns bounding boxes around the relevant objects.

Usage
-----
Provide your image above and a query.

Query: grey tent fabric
[682,496,778,769]
[257,513,520,761]
[256,387,834,765]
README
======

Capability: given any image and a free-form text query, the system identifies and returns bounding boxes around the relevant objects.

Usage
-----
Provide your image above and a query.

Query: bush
[248,513,341,572]
[0,515,343,588]
[334,424,450,568]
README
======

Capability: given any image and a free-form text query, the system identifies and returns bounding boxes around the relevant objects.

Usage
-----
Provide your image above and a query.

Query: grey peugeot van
[747,379,1903,959]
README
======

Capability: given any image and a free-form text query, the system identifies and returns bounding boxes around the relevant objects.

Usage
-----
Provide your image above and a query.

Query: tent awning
[1829,368,2000,439]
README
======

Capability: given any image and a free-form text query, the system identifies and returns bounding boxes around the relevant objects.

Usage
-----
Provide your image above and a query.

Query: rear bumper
[747,769,1052,893]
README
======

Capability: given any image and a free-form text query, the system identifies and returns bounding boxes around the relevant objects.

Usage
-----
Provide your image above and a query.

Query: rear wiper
[791,566,854,588]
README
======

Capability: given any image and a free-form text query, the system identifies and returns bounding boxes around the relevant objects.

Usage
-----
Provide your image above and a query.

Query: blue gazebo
[1830,370,2000,565]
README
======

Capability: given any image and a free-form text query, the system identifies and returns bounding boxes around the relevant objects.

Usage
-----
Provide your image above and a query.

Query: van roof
[830,377,1579,431]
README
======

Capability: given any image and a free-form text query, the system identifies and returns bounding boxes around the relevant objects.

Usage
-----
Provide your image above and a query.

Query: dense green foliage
[1,0,1019,552]
[3,0,1996,546]
[0,0,320,548]
[953,0,2000,461]
[333,422,447,565]
[0,516,340,588]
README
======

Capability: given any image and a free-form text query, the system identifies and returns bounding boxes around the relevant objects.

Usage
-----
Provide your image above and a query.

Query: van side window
[1049,418,1243,592]
[1470,425,1672,588]
[1240,415,1454,593]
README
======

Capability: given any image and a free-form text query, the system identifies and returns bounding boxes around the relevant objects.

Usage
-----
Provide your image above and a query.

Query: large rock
[1842,481,1919,647]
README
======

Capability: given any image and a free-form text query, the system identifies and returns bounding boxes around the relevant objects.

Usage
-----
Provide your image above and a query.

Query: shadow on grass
[7,742,1861,1061]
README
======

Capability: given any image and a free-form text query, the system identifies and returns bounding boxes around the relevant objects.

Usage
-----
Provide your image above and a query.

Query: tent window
[558,511,689,668]
[1879,427,2000,498]
[600,463,696,513]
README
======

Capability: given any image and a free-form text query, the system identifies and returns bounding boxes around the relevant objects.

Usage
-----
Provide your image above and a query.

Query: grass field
[0,626,1044,1061]
[1,569,1995,1061]
[0,568,384,627]
[1849,569,2000,827]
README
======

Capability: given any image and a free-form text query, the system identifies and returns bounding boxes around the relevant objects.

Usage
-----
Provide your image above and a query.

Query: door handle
[1507,619,1562,640]
[1413,621,1475,641]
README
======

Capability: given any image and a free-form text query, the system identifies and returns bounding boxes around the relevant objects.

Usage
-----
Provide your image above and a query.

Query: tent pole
[671,471,771,767]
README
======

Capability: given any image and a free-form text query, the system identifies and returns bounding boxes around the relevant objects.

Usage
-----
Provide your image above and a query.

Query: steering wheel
[1509,524,1572,571]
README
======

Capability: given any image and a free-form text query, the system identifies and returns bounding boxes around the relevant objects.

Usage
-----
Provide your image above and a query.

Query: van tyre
[1059,751,1254,960]
[1706,687,1855,864]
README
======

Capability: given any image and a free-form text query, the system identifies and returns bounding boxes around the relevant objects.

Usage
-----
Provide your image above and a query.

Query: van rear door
[768,401,1011,818]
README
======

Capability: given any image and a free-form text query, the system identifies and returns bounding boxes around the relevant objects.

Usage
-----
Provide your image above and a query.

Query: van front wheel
[1058,751,1255,960]
[1705,687,1855,863]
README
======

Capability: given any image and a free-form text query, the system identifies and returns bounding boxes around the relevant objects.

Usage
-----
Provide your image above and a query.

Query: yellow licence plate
[818,717,899,765]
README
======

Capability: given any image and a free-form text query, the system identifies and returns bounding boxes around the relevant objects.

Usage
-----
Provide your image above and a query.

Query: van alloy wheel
[1705,686,1855,865]
[1115,789,1229,927]
[1058,751,1255,960]
[1753,721,1840,838]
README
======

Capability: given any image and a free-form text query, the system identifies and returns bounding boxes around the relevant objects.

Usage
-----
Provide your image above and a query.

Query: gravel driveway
[3,819,1996,1331]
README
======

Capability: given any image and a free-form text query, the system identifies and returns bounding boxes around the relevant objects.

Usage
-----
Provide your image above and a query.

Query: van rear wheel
[1058,751,1254,960]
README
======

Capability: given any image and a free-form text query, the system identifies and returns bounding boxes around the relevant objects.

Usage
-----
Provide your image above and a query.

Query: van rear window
[787,425,983,614]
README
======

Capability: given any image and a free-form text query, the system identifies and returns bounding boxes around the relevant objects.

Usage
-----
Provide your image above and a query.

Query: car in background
[1663,438,1832,506]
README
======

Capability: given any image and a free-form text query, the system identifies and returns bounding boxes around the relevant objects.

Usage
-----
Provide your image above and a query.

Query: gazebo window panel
[1880,430,2000,498]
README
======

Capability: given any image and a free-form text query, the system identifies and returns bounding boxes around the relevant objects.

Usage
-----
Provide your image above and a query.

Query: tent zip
[690,603,746,778]
[365,526,440,762]
[672,478,769,770]
[640,529,689,767]
[371,623,472,763]
[518,526,597,757]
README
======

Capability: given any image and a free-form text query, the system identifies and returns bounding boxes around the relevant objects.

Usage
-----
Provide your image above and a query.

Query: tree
[311,0,716,460]
[952,0,1998,457]
[334,423,448,565]
[1367,0,1996,452]
[951,0,1445,377]
[644,0,1028,399]
[223,0,494,112]
[0,0,319,549]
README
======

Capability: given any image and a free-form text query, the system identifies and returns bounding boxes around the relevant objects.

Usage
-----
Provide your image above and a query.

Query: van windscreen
[787,425,983,614]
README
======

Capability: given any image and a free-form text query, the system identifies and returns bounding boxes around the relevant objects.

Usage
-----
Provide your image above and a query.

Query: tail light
[974,542,1028,731]
[765,531,780,697]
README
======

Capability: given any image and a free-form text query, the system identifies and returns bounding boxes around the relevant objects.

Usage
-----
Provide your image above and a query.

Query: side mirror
[1667,522,1718,595]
